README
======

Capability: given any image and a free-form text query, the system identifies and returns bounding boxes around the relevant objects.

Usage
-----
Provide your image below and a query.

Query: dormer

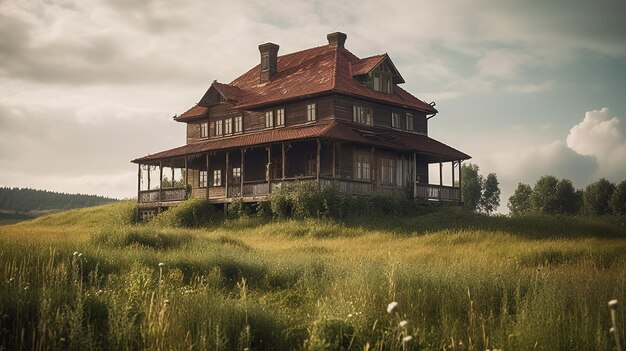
[198,82,242,107]
[352,54,405,94]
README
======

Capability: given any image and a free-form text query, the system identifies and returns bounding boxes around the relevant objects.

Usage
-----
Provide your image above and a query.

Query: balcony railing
[138,187,186,203]
[414,183,460,202]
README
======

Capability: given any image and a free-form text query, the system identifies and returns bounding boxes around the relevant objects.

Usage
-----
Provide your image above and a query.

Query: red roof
[132,121,469,164]
[175,43,436,122]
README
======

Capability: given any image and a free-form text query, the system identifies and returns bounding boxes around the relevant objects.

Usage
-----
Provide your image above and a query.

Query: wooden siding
[334,95,427,134]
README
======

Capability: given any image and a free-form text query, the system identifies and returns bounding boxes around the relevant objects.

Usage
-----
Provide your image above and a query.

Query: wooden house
[131,32,470,217]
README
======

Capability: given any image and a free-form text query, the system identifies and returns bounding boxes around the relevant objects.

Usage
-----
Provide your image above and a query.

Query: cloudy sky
[1,0,625,212]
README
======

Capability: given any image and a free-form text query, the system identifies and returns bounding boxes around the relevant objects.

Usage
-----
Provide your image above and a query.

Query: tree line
[507,176,626,216]
[0,187,118,212]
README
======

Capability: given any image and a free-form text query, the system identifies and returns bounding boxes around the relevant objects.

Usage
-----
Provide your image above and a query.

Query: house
[131,32,470,217]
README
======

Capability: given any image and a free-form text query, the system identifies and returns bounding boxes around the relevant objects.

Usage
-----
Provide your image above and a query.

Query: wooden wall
[334,96,427,134]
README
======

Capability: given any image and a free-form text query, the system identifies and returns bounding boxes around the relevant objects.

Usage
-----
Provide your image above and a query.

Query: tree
[531,175,559,215]
[554,179,581,215]
[480,173,500,214]
[508,183,532,216]
[582,178,616,216]
[461,163,483,212]
[609,180,626,215]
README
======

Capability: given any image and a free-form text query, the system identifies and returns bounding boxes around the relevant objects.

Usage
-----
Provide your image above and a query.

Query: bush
[153,198,218,227]
[227,198,250,219]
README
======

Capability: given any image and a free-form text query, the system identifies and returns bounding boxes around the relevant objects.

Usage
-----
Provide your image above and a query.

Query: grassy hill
[0,201,625,350]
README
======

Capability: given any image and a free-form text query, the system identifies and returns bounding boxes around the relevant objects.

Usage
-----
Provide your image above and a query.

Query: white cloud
[504,81,553,94]
[566,107,626,178]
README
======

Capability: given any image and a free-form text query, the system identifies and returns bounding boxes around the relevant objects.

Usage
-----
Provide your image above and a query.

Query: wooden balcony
[137,180,460,205]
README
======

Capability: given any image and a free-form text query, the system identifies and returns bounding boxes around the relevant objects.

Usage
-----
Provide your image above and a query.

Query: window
[304,152,316,176]
[371,64,393,94]
[391,112,400,128]
[380,158,395,185]
[232,167,241,184]
[209,122,215,137]
[234,116,243,133]
[406,113,414,131]
[212,169,222,186]
[199,171,207,187]
[276,108,285,126]
[353,104,373,125]
[215,120,223,136]
[200,122,208,138]
[354,153,371,181]
[265,111,274,128]
[224,118,232,135]
[307,103,316,122]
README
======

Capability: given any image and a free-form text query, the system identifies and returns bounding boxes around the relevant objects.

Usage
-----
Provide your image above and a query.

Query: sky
[1,0,625,212]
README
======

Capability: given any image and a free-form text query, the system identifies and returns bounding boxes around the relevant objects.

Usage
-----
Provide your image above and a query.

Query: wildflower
[78,253,83,258]
[159,262,165,267]
[609,299,618,308]
[610,327,615,333]
[348,313,353,318]
[97,289,103,295]
[402,335,413,342]
[399,320,408,328]
[73,251,79,257]
[164,299,170,305]
[387,301,398,314]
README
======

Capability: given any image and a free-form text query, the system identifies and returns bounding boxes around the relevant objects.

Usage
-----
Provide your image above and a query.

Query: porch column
[281,142,286,180]
[439,158,443,201]
[316,139,321,185]
[147,165,151,190]
[240,149,245,196]
[171,166,175,188]
[225,151,229,198]
[332,141,336,179]
[371,146,376,195]
[451,161,455,187]
[205,153,210,200]
[184,157,188,188]
[266,146,272,193]
[412,152,417,198]
[137,164,141,202]
[458,160,463,203]
[159,161,163,201]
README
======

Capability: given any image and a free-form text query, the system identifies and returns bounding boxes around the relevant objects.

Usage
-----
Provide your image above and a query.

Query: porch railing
[414,183,460,202]
[138,187,186,203]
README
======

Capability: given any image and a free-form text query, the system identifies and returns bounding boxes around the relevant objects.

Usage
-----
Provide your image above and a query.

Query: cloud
[566,107,626,178]
[504,81,553,94]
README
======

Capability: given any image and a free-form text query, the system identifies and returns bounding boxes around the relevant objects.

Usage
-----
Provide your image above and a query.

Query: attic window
[371,64,393,94]
[219,95,227,103]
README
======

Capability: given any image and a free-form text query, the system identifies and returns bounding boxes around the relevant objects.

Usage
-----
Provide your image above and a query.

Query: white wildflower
[77,253,83,258]
[159,262,165,267]
[402,335,413,343]
[73,252,79,257]
[164,299,170,305]
[387,301,398,314]
[399,320,408,328]
[348,313,353,318]
[608,299,618,308]
[610,327,615,333]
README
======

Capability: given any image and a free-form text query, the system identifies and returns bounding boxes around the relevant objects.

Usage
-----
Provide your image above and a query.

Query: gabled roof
[175,43,436,122]
[351,53,405,84]
[132,121,470,164]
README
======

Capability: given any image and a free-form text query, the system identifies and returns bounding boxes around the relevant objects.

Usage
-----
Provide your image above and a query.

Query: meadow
[0,201,625,350]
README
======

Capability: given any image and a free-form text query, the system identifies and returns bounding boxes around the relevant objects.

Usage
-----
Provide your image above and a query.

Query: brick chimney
[258,42,279,83]
[327,32,347,49]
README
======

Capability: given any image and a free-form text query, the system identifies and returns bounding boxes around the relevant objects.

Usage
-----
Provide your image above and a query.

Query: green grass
[1,201,625,350]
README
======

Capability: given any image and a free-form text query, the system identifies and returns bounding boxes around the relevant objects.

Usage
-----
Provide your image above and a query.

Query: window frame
[353,153,371,181]
[380,157,395,185]
[391,112,400,129]
[405,113,414,131]
[200,122,208,138]
[276,108,285,127]
[215,120,223,136]
[353,104,373,126]
[212,169,222,187]
[224,118,232,135]
[306,103,316,122]
[234,116,243,133]
[265,111,274,128]
[199,170,208,188]
[232,167,241,184]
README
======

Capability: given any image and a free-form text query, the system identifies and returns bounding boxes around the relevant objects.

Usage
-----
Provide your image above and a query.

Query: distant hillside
[0,187,118,212]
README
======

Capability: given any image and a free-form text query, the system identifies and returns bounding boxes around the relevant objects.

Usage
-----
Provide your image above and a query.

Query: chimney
[327,32,347,49]
[258,42,279,83]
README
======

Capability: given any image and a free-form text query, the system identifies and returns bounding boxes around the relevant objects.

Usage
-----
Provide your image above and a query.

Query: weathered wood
[334,96,427,133]
[316,139,321,184]
[332,141,336,178]
[458,160,463,203]
[147,165,151,190]
[205,154,210,200]
[439,159,443,201]
[371,146,377,192]
[137,164,141,203]
[240,149,245,195]
[281,142,286,179]
[184,157,188,188]
[225,151,229,198]
[266,146,272,191]
[412,152,417,198]
[451,160,455,187]
[159,162,163,201]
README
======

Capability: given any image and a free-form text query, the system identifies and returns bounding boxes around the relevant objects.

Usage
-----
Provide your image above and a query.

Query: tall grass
[1,201,625,350]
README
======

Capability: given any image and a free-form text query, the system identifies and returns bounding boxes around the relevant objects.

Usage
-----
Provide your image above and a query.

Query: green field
[0,201,625,350]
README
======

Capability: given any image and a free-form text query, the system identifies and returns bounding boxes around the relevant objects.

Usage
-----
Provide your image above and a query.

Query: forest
[0,187,118,212]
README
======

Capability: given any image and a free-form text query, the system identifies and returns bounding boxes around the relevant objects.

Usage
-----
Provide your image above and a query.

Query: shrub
[153,198,218,227]
[227,198,250,219]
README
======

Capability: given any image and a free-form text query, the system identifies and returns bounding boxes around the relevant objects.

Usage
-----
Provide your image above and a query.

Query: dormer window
[307,104,316,122]
[371,64,393,94]
[276,108,285,126]
[200,122,208,138]
[265,111,274,128]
